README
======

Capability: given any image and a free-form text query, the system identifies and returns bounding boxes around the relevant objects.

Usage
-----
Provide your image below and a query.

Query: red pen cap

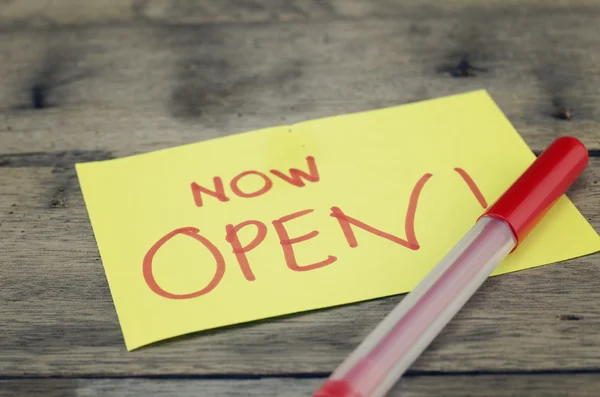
[483,136,588,247]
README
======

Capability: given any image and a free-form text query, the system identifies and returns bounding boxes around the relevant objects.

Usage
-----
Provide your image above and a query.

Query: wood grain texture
[2,375,600,397]
[1,1,600,395]
[1,0,596,26]
[0,2,600,157]
[0,159,599,376]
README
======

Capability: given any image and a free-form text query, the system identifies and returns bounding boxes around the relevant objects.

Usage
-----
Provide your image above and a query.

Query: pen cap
[483,136,588,247]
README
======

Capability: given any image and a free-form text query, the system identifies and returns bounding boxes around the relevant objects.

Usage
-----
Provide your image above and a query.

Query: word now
[191,156,319,207]
[143,168,487,300]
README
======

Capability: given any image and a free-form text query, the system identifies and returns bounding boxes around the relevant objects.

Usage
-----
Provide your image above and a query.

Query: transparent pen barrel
[328,216,516,397]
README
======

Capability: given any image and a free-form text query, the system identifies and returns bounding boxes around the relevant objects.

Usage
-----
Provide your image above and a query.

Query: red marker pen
[314,136,588,397]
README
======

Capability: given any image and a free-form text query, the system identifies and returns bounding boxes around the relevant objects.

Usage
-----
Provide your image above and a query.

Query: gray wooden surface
[1,376,600,397]
[1,1,600,396]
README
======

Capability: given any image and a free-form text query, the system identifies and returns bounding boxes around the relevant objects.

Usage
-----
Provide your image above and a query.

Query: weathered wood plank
[2,375,600,397]
[0,158,598,376]
[1,0,600,387]
[1,3,600,156]
[1,0,595,27]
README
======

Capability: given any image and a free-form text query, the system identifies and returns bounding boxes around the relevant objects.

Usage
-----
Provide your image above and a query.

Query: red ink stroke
[454,168,488,209]
[330,173,433,250]
[270,156,320,187]
[191,177,229,207]
[143,227,225,299]
[225,220,268,281]
[230,170,273,198]
[272,209,337,271]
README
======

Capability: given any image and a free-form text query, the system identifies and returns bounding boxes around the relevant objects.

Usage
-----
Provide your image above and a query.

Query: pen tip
[313,380,363,397]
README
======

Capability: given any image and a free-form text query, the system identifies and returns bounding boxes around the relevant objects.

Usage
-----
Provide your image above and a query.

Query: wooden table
[1,1,600,396]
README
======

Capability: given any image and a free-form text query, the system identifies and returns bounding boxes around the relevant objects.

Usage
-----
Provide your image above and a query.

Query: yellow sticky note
[76,90,600,350]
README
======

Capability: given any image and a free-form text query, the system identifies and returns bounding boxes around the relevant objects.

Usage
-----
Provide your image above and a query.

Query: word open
[143,157,488,300]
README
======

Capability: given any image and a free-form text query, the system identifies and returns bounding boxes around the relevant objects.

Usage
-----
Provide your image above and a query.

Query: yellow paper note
[76,90,600,350]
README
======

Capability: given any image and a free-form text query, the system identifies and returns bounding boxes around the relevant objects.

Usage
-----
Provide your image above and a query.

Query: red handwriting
[454,168,488,209]
[225,220,267,281]
[191,156,319,207]
[191,177,229,207]
[330,173,432,250]
[270,156,320,187]
[147,167,487,299]
[230,171,273,198]
[272,209,337,271]
[143,227,225,299]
